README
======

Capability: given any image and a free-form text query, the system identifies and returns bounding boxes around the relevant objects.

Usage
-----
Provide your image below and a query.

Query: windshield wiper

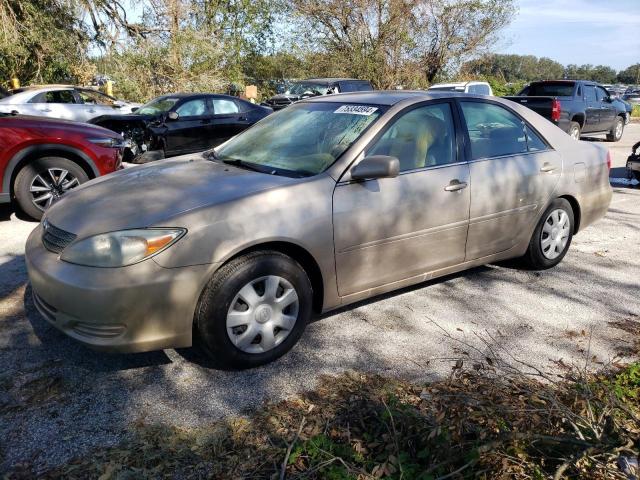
[221,158,275,174]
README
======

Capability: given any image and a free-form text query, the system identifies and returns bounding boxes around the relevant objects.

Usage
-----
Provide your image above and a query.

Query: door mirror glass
[167,111,179,121]
[351,155,399,180]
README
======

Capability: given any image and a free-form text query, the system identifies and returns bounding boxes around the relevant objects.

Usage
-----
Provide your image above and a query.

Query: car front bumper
[25,224,217,353]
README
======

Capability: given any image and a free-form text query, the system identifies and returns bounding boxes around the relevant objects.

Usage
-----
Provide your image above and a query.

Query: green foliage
[464,54,628,86]
[0,0,89,85]
[618,64,640,84]
[610,362,640,401]
[564,64,617,84]
[632,105,640,118]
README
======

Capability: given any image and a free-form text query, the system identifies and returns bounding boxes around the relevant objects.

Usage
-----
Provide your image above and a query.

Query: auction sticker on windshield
[334,105,378,116]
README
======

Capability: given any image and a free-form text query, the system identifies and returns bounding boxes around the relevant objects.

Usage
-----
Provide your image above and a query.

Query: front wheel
[195,251,313,369]
[522,198,574,270]
[14,157,89,220]
[606,117,624,142]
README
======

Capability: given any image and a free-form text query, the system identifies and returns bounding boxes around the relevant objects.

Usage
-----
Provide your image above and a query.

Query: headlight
[60,228,185,267]
[86,137,125,148]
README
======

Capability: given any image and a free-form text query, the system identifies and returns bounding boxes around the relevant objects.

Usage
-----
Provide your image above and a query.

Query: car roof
[303,90,476,106]
[429,81,488,88]
[299,78,366,84]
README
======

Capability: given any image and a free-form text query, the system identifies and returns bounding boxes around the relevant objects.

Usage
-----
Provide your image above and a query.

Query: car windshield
[214,102,385,176]
[136,97,180,115]
[525,83,575,96]
[286,83,330,95]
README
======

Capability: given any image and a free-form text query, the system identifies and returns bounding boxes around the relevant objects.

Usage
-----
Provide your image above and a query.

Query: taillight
[551,98,561,122]
[606,150,612,170]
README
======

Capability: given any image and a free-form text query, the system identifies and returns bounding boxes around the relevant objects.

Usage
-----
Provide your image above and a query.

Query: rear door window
[585,86,597,103]
[30,90,76,104]
[459,101,528,159]
[212,98,240,114]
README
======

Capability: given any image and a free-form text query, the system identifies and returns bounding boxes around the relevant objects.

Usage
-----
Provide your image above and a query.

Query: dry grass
[8,358,636,479]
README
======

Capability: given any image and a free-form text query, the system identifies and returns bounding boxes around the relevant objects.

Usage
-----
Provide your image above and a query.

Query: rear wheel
[14,156,89,220]
[195,251,312,369]
[606,116,624,142]
[523,198,574,269]
[568,121,581,140]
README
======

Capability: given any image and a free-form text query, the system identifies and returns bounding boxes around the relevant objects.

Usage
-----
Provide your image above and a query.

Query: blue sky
[499,0,640,70]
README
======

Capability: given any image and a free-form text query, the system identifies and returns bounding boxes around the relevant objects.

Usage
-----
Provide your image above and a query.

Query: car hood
[44,156,298,238]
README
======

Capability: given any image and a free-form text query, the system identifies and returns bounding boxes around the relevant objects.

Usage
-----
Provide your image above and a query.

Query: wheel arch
[571,113,585,129]
[223,241,325,314]
[3,144,99,197]
[558,194,581,233]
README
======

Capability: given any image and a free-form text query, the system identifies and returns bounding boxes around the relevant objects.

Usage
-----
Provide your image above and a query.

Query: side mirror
[167,111,179,121]
[351,155,399,181]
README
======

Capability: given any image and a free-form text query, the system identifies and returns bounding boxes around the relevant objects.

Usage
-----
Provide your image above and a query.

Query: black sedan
[91,93,272,162]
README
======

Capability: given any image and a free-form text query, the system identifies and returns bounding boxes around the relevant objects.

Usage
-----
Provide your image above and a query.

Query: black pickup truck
[504,80,625,142]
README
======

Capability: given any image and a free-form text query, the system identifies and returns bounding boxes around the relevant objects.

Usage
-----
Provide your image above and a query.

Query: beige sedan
[26,92,612,368]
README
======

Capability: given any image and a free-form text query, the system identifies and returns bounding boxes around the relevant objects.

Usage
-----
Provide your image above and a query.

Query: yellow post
[10,78,20,89]
[105,80,114,97]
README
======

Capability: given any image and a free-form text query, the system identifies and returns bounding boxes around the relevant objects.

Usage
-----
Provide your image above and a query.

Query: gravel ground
[1,124,639,474]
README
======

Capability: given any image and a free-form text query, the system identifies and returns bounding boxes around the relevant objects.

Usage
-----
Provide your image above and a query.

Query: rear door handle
[540,163,556,173]
[444,180,468,192]
[40,108,52,113]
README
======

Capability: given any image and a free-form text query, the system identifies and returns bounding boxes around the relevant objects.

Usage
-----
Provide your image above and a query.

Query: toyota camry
[26,91,612,369]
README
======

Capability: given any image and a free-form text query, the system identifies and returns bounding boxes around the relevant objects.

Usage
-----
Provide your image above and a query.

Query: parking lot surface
[1,124,639,473]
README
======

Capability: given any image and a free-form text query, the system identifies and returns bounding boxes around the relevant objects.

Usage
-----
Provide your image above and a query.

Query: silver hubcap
[226,275,299,354]
[615,120,622,139]
[30,168,79,211]
[541,209,570,260]
[570,127,580,140]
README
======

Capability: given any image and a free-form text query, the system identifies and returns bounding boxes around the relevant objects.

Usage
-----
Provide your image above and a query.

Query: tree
[462,54,564,82]
[409,0,515,83]
[291,0,516,89]
[0,0,88,84]
[617,64,640,85]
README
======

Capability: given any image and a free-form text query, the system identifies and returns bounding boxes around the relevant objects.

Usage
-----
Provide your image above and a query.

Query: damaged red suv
[0,113,124,219]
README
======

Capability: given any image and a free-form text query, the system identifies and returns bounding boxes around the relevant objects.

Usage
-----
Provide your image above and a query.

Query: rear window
[527,83,575,97]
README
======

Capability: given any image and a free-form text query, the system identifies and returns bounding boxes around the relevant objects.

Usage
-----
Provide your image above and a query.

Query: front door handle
[540,163,556,173]
[40,108,52,113]
[444,179,468,192]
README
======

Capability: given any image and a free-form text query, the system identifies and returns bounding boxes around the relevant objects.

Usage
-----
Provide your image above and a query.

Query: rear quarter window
[528,83,575,96]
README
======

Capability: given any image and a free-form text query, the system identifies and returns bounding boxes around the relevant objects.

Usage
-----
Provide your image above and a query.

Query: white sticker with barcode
[334,105,378,115]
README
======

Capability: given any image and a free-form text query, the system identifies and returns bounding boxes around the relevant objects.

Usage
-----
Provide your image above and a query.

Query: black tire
[606,116,624,142]
[14,156,89,220]
[567,121,581,140]
[195,251,313,369]
[523,198,575,270]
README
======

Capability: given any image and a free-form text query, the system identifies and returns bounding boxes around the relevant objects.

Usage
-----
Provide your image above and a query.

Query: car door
[583,85,599,133]
[28,89,79,120]
[163,97,212,156]
[595,86,616,131]
[458,100,562,260]
[210,97,250,147]
[332,101,470,297]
